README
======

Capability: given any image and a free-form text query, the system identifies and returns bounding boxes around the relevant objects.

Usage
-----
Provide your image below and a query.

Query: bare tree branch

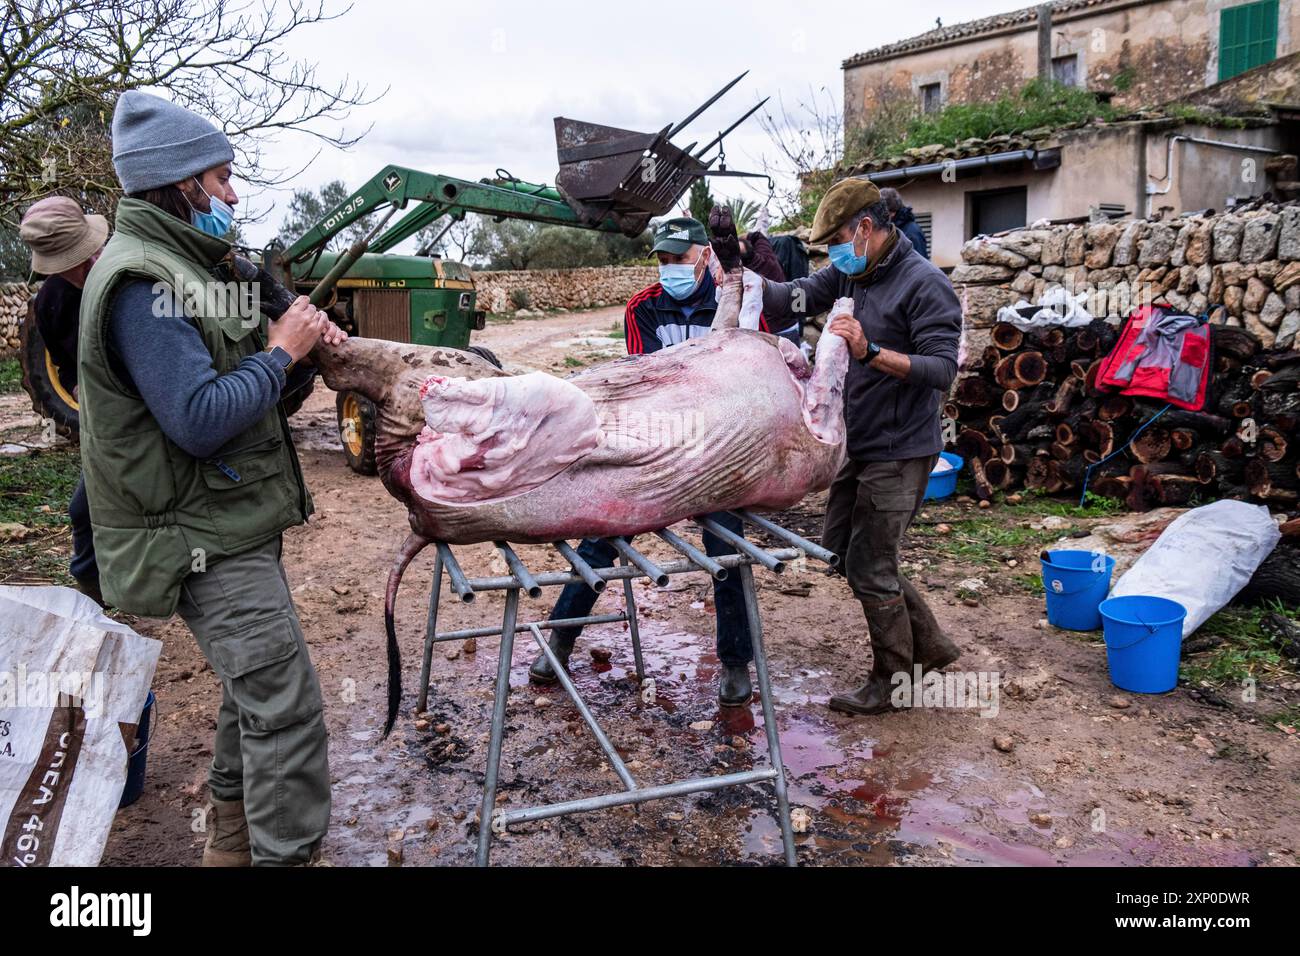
[0,0,381,231]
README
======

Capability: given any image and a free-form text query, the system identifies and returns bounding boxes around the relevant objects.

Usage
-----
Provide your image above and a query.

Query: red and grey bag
[1095,305,1213,411]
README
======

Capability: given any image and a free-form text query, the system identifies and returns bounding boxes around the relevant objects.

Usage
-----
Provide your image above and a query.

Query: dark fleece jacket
[760,230,960,462]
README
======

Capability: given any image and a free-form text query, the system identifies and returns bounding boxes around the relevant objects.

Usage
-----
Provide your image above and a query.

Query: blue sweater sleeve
[107,279,286,459]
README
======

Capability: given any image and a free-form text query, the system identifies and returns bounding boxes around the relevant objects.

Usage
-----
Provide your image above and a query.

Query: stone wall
[0,283,33,360]
[1,267,662,359]
[470,266,657,314]
[951,204,1300,351]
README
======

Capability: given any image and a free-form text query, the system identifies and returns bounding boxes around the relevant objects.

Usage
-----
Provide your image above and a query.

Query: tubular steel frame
[414,510,838,867]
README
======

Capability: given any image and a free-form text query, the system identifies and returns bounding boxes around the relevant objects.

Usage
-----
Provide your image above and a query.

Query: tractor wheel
[19,304,79,440]
[466,344,503,369]
[336,389,378,476]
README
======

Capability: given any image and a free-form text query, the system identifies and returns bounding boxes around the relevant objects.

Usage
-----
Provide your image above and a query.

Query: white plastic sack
[996,287,1094,330]
[0,586,161,866]
[1110,501,1282,637]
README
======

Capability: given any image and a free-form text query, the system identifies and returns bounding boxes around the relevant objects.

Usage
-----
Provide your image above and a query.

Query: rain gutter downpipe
[1146,134,1281,217]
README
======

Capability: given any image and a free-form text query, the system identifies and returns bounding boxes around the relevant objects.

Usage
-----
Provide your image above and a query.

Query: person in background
[771,231,810,284]
[18,196,109,601]
[880,187,929,260]
[79,90,345,866]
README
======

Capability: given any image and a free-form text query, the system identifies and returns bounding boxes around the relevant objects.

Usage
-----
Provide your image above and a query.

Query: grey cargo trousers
[820,454,936,605]
[177,536,331,865]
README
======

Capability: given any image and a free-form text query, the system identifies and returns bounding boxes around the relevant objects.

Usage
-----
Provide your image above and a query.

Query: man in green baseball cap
[527,214,765,708]
[745,178,964,717]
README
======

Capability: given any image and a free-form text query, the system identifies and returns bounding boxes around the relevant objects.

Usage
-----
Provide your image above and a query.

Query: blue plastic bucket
[119,691,155,809]
[1040,550,1116,631]
[924,452,964,501]
[1099,596,1186,694]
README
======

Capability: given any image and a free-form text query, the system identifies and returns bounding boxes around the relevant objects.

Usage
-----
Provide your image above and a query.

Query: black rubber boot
[829,595,914,717]
[528,628,578,685]
[900,575,961,673]
[719,664,753,707]
[72,574,104,608]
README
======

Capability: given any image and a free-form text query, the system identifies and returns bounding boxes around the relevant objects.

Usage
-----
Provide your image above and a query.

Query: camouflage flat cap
[810,178,881,245]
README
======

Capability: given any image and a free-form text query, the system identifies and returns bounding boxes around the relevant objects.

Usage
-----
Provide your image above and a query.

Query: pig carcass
[310,287,853,731]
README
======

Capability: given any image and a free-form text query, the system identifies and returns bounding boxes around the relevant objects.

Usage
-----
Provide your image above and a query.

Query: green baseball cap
[651,216,708,255]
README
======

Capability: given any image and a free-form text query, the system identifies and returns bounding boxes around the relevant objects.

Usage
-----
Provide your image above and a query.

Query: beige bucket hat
[19,196,109,275]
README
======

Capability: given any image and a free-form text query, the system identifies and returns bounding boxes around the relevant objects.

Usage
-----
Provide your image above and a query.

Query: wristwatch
[264,345,295,375]
[859,341,882,366]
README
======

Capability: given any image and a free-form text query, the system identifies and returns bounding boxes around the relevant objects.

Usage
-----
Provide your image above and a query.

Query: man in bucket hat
[19,196,110,600]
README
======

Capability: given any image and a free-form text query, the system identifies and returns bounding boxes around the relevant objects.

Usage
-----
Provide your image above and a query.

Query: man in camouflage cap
[742,178,964,716]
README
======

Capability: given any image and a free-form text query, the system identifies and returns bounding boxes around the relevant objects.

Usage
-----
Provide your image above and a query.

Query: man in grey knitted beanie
[82,90,338,867]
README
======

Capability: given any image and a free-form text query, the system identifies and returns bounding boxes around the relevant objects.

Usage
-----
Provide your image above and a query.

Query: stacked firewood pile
[947,319,1300,512]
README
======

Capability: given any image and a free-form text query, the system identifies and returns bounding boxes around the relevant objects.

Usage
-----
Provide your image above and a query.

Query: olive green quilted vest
[78,198,311,617]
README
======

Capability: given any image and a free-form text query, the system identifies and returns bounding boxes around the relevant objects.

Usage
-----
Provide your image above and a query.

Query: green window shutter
[1220,0,1278,81]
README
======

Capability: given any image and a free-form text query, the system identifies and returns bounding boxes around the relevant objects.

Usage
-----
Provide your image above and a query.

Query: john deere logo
[383,173,402,191]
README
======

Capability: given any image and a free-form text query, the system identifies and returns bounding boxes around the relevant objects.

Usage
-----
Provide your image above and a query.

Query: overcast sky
[240,0,1021,246]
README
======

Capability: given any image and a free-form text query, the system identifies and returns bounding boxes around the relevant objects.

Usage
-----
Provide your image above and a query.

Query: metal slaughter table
[414,510,838,866]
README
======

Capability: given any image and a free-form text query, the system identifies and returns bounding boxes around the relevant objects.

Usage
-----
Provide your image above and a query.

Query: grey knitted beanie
[111,91,235,194]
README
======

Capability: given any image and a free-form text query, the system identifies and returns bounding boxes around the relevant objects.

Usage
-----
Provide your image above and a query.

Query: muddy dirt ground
[5,306,1299,866]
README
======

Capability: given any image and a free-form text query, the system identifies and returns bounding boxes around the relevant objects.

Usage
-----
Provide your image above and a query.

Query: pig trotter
[708,204,741,271]
[383,532,431,735]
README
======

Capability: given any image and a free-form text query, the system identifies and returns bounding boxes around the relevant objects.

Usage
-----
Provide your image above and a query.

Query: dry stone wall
[470,266,657,315]
[2,267,662,359]
[951,205,1300,351]
[1,283,33,360]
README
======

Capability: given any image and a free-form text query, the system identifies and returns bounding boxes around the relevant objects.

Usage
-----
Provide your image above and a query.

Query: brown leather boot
[201,797,251,867]
[900,575,961,673]
[829,596,915,716]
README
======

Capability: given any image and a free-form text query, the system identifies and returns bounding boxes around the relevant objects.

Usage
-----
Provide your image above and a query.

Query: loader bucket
[553,118,707,235]
[553,72,768,236]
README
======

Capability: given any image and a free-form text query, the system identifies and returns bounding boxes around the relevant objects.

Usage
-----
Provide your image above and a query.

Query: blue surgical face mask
[187,177,235,238]
[828,239,868,276]
[658,262,701,300]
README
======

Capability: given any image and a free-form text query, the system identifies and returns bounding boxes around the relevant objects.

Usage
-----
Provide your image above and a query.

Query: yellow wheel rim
[46,349,78,412]
[340,392,364,458]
